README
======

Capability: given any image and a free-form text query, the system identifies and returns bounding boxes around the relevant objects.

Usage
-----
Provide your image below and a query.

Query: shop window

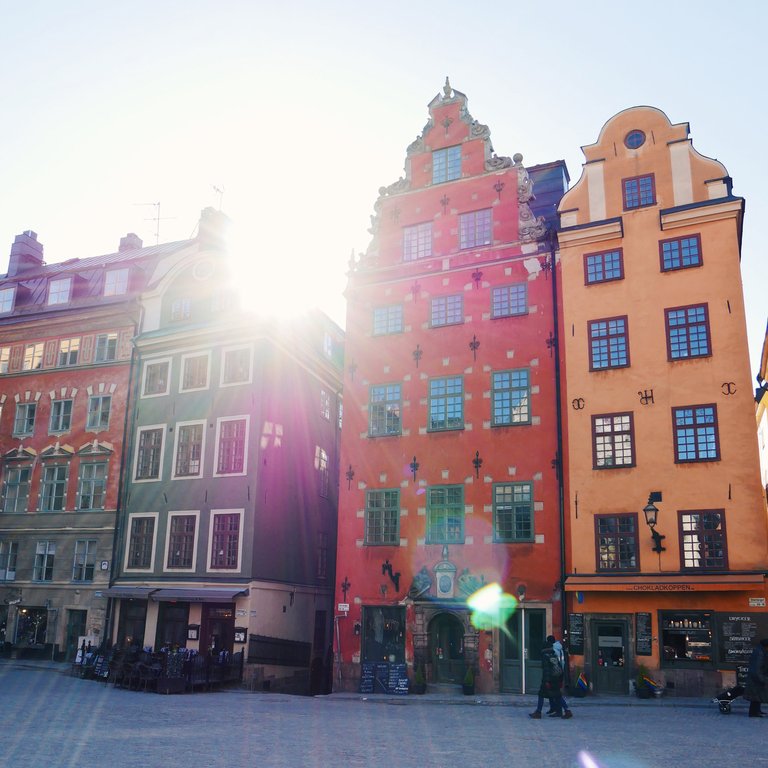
[661,612,713,666]
[362,606,405,663]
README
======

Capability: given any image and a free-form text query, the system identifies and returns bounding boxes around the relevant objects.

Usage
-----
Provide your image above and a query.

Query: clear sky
[1,1,765,376]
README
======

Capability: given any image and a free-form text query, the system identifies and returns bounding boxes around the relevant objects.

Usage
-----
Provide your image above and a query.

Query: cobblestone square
[2,662,764,768]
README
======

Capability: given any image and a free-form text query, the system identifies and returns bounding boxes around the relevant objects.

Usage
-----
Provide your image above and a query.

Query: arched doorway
[429,612,465,683]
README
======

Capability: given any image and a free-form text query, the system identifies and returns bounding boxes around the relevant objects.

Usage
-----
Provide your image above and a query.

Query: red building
[0,229,191,658]
[335,80,567,693]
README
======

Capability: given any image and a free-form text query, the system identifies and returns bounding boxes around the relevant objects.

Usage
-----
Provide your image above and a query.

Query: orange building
[558,107,768,696]
[334,80,568,694]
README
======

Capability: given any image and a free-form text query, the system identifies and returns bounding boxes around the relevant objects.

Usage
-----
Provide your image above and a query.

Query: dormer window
[0,287,15,313]
[48,277,72,306]
[104,268,129,296]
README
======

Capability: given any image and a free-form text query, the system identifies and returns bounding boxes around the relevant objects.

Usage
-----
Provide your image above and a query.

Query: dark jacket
[745,644,768,704]
[538,645,563,697]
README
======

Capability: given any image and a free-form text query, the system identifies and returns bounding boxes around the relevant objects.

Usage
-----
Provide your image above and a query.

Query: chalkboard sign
[359,662,375,693]
[568,613,584,655]
[359,662,409,694]
[716,612,768,667]
[635,613,653,656]
[387,663,409,695]
[93,655,110,679]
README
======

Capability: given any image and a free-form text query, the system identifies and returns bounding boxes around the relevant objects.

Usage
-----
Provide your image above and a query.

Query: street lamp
[643,493,666,553]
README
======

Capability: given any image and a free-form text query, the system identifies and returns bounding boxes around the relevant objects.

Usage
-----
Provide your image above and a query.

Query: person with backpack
[529,635,573,720]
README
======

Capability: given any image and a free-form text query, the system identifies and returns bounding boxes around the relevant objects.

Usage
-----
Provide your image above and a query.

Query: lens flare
[466,582,518,631]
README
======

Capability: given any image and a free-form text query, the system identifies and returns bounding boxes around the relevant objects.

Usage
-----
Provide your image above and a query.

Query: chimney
[8,230,44,276]
[119,233,143,252]
[197,207,230,248]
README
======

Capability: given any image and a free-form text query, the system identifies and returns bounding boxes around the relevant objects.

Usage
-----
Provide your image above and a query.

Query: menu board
[359,662,375,693]
[568,613,584,655]
[359,662,407,694]
[635,613,653,656]
[717,613,768,667]
[387,663,409,695]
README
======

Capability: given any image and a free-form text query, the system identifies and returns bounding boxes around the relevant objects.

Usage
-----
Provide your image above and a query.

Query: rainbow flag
[642,675,662,692]
[577,672,588,690]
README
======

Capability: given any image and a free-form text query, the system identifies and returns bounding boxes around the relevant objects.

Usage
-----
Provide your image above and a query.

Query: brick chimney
[197,207,230,248]
[119,233,143,252]
[8,230,44,276]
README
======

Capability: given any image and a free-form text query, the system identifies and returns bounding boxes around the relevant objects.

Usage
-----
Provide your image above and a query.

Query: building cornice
[557,217,624,248]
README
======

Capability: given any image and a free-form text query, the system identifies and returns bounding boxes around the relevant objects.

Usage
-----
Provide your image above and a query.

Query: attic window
[0,287,15,313]
[624,130,646,149]
[48,277,71,306]
[104,268,129,296]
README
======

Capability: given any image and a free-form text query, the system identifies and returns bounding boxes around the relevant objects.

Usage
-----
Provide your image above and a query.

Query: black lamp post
[643,493,666,553]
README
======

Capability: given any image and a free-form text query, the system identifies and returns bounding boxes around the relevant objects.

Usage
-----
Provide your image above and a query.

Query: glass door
[501,608,546,693]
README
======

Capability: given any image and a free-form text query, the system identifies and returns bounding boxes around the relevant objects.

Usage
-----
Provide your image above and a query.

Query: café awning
[564,573,765,592]
[150,587,249,603]
[100,587,157,599]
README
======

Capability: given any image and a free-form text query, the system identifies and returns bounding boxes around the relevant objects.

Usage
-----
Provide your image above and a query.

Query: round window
[625,130,646,149]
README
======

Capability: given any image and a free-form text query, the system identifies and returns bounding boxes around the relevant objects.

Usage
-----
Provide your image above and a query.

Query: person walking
[529,635,573,720]
[745,638,768,717]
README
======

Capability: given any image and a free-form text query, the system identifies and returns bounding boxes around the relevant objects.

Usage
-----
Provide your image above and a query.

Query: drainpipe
[549,230,568,644]
[104,306,142,647]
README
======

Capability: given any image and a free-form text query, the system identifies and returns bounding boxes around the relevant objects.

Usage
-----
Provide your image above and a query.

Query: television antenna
[133,201,176,244]
[212,185,225,210]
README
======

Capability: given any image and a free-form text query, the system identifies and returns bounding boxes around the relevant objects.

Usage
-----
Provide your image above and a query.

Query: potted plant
[462,665,475,695]
[412,663,426,695]
[636,664,652,698]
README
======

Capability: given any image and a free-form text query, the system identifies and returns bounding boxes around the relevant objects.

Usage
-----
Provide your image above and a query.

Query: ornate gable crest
[40,442,75,459]
[77,439,114,456]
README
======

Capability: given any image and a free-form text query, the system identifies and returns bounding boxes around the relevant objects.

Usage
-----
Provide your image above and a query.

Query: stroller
[713,684,744,714]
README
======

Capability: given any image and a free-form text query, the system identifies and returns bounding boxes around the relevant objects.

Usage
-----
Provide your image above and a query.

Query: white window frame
[163,510,200,572]
[23,342,44,371]
[141,357,172,398]
[0,346,10,374]
[86,394,112,431]
[58,338,80,367]
[179,351,211,393]
[171,419,207,479]
[206,509,244,573]
[213,415,250,477]
[133,423,166,482]
[0,286,15,314]
[72,538,98,582]
[220,345,253,387]
[315,445,329,497]
[94,333,118,363]
[33,540,56,581]
[48,277,72,306]
[0,540,18,581]
[320,389,331,420]
[49,399,73,433]
[123,512,159,572]
[104,268,129,297]
[77,461,108,511]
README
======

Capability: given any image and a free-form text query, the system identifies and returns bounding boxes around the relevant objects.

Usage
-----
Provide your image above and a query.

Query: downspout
[549,229,568,643]
[104,304,143,647]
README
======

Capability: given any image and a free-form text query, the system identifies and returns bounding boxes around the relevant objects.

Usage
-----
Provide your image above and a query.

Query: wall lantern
[643,492,666,553]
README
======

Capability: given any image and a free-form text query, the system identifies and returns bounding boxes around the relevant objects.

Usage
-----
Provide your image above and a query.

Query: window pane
[492,284,527,318]
[459,209,492,249]
[427,486,464,543]
[365,490,400,545]
[211,513,239,568]
[429,377,463,430]
[403,222,432,261]
[217,419,246,474]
